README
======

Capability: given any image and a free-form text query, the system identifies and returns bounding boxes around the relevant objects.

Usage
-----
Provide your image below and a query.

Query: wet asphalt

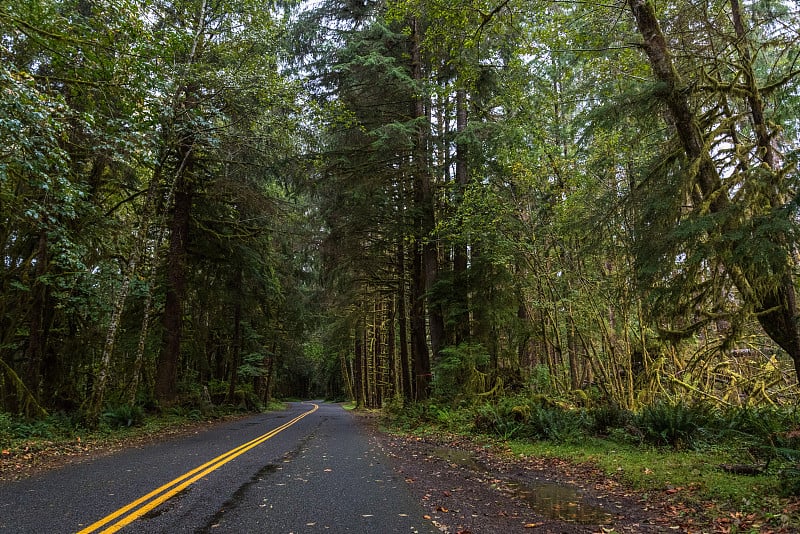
[0,402,438,533]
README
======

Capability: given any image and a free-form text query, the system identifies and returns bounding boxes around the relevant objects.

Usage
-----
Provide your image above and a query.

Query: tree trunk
[453,87,470,345]
[354,320,365,408]
[387,295,397,400]
[411,241,430,400]
[727,0,800,379]
[628,0,800,380]
[374,298,384,407]
[409,17,432,400]
[397,237,413,403]
[226,268,243,404]
[23,230,49,411]
[127,288,154,405]
[155,178,192,404]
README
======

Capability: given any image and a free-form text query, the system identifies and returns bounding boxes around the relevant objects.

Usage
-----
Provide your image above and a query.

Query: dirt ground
[370,427,704,534]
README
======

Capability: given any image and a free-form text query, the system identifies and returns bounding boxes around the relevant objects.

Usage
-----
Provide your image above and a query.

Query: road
[0,402,439,533]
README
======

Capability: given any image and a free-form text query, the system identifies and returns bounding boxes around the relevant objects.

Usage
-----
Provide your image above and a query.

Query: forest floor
[0,416,234,482]
[2,410,799,533]
[364,413,800,534]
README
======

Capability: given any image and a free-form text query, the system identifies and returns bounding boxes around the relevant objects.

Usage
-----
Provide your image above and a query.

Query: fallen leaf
[524,523,542,528]
[423,514,432,520]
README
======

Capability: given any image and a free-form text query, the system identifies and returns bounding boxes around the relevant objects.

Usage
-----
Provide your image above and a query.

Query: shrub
[472,397,587,443]
[633,400,713,449]
[101,404,145,429]
[0,412,13,440]
[589,403,632,436]
[779,468,800,497]
[527,405,586,443]
[389,401,440,431]
[718,406,790,440]
[472,401,526,439]
[433,343,491,400]
[167,406,203,420]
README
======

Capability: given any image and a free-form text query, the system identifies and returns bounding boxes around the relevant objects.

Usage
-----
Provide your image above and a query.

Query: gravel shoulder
[367,423,697,533]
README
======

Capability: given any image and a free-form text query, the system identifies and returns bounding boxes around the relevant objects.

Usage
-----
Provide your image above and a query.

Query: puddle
[430,447,613,525]
[430,447,487,472]
[512,481,614,524]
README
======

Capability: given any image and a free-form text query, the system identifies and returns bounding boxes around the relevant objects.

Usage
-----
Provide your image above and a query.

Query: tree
[626,0,800,379]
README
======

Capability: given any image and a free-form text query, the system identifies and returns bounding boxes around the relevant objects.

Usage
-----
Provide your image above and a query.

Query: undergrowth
[0,398,284,452]
[384,394,800,507]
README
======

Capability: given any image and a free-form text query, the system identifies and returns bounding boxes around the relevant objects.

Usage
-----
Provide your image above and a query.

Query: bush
[0,412,13,440]
[633,400,713,449]
[710,406,800,464]
[527,405,587,443]
[473,401,527,439]
[589,403,632,436]
[472,397,587,443]
[779,468,800,497]
[101,404,145,429]
[167,406,204,420]
[0,411,83,442]
[388,401,441,431]
[717,406,791,440]
[433,343,491,400]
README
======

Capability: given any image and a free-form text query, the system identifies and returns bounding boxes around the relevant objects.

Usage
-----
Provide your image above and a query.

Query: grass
[383,398,800,531]
[506,438,778,503]
[0,401,289,472]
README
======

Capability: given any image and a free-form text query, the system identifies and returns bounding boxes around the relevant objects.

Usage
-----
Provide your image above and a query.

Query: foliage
[385,399,800,528]
[432,343,491,400]
[3,0,800,442]
[589,403,632,436]
[471,395,587,443]
[632,401,714,449]
[101,405,145,429]
[779,468,800,497]
[0,411,81,442]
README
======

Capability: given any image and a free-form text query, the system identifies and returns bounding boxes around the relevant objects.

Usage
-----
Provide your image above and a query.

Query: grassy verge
[383,398,800,531]
[0,401,287,479]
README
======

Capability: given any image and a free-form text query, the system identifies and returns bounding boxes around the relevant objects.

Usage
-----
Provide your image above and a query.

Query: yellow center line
[77,403,319,534]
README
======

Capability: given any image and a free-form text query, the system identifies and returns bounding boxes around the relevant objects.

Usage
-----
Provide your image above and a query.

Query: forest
[1,0,800,442]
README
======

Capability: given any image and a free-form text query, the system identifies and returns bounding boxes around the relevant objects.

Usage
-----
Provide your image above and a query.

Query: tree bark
[628,0,800,380]
[226,268,243,403]
[409,17,432,400]
[23,230,49,407]
[453,87,470,345]
[155,177,192,403]
[397,237,413,403]
[354,318,365,408]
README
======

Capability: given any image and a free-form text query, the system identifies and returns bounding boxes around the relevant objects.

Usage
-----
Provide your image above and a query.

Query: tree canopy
[1,0,799,419]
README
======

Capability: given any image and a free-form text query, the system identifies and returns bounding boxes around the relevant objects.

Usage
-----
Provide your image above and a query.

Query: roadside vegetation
[0,398,285,480]
[384,391,800,530]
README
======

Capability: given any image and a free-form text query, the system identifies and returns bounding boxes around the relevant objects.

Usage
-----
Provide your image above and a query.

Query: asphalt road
[0,402,439,533]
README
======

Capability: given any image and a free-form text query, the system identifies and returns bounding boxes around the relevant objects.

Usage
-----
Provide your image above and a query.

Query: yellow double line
[77,403,319,534]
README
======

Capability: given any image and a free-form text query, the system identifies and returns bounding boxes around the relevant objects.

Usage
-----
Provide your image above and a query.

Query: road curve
[0,402,438,533]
